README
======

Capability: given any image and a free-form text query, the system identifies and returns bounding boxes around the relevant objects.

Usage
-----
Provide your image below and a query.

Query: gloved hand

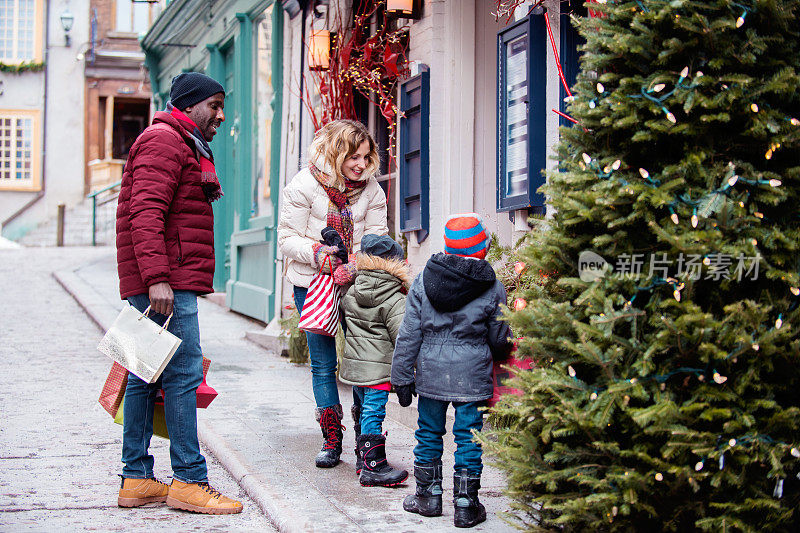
[312,243,343,273]
[333,263,357,286]
[395,383,416,407]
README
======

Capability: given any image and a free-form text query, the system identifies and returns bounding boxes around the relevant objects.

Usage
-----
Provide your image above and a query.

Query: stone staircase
[18,195,118,248]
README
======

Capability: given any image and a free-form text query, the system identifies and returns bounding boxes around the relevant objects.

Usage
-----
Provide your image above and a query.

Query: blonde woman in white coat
[278,119,388,468]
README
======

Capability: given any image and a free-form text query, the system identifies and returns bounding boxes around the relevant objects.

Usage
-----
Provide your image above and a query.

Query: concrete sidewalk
[55,251,516,532]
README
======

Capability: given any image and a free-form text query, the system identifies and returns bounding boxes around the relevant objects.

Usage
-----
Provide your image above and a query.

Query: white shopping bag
[97,304,182,384]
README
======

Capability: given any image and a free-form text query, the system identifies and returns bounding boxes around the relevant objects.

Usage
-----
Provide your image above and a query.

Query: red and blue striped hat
[444,213,491,259]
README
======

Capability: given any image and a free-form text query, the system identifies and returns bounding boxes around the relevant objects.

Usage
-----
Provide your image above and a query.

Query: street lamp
[308,29,330,71]
[60,9,74,47]
[386,0,421,20]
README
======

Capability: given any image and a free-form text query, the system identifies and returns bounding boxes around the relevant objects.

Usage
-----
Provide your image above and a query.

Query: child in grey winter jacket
[340,234,410,487]
[391,213,513,528]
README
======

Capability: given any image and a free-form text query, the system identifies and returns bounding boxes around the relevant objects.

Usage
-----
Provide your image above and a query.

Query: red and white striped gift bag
[298,256,341,336]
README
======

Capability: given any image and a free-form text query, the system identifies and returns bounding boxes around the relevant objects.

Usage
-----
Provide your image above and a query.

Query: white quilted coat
[277,165,388,288]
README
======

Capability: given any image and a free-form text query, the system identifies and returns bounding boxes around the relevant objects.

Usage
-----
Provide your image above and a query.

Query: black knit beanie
[169,72,225,110]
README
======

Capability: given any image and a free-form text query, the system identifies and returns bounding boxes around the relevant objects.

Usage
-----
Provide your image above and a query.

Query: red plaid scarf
[169,106,223,202]
[309,163,367,253]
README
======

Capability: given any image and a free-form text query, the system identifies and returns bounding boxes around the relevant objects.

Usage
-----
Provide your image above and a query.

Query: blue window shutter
[399,65,430,242]
[559,3,585,128]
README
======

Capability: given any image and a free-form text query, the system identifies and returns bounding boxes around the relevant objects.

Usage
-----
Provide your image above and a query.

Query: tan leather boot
[166,480,243,514]
[117,477,169,507]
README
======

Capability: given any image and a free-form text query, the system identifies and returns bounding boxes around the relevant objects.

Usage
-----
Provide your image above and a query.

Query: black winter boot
[453,469,486,528]
[314,405,344,468]
[352,404,362,474]
[402,462,443,517]
[357,434,408,487]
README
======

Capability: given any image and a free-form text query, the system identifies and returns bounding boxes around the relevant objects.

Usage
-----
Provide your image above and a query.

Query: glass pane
[504,34,528,198]
[254,7,275,218]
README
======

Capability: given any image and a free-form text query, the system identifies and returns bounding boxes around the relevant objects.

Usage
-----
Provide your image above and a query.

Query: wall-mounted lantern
[60,9,75,46]
[308,29,331,71]
[386,0,421,20]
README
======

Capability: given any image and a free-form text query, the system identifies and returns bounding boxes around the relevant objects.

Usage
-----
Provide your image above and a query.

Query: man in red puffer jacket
[114,72,243,515]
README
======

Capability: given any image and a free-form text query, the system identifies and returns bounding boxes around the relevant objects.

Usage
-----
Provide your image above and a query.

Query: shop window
[496,12,546,212]
[115,0,159,34]
[0,0,43,62]
[254,4,275,218]
[0,110,39,191]
[398,65,429,241]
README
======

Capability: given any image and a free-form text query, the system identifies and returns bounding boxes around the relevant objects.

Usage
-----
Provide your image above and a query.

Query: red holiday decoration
[303,1,410,167]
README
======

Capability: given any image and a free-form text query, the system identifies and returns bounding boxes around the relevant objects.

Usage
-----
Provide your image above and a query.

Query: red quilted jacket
[116,111,215,299]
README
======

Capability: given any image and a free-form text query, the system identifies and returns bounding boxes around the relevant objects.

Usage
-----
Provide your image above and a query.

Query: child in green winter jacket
[339,234,410,487]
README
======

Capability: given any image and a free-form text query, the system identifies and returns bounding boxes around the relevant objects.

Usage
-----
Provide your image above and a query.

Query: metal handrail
[87,180,122,246]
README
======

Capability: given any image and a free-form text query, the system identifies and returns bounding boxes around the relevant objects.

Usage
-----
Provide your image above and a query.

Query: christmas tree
[482,0,800,530]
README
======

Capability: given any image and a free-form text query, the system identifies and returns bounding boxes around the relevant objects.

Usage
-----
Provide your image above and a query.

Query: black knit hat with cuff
[170,72,225,110]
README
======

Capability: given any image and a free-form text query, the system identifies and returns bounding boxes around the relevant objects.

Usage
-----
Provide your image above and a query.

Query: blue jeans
[122,291,207,483]
[352,386,389,435]
[293,286,340,408]
[414,396,484,475]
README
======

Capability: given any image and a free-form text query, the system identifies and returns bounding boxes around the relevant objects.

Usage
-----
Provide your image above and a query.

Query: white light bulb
[751,103,759,113]
[703,257,711,266]
[792,447,800,458]
[729,439,737,447]
[791,287,799,296]
[791,118,800,126]
[736,16,745,28]
[696,71,703,77]
[753,344,760,351]
[671,213,679,225]
[589,100,596,109]
[603,165,612,174]
[666,112,677,123]
[770,179,782,187]
[691,214,698,228]
[680,67,689,78]
[568,365,576,377]
[582,153,592,164]
[673,289,681,301]
[728,175,739,186]
[776,317,783,329]
[655,473,663,481]
[713,372,727,384]
[590,392,598,400]
[639,168,650,179]
[597,82,605,93]
[695,461,704,471]
[653,83,666,92]
[612,159,621,170]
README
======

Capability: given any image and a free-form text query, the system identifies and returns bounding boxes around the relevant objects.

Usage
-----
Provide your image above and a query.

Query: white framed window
[0,0,44,63]
[0,109,40,191]
[115,0,160,34]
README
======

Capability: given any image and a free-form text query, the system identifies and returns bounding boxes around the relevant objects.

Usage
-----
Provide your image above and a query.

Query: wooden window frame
[0,0,44,63]
[0,109,41,191]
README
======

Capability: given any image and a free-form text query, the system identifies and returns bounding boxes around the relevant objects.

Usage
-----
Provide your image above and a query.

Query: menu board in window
[497,12,546,212]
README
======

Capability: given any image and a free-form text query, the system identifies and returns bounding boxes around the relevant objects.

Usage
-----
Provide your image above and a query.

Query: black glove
[395,383,416,407]
[321,226,348,264]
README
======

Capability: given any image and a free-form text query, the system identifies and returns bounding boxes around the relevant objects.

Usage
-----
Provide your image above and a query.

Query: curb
[53,267,299,533]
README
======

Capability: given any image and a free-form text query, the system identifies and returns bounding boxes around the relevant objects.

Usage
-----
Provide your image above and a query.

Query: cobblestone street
[0,247,273,531]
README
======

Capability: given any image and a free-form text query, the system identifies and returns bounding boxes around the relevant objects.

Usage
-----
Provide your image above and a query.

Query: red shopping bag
[298,256,340,337]
[98,361,128,417]
[488,353,532,408]
[153,357,217,408]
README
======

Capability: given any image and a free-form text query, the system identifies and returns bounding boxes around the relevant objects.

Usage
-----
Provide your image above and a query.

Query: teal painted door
[224,10,278,324]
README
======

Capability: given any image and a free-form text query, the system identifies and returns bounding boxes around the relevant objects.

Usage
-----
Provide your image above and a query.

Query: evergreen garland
[0,61,45,73]
[481,0,800,530]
